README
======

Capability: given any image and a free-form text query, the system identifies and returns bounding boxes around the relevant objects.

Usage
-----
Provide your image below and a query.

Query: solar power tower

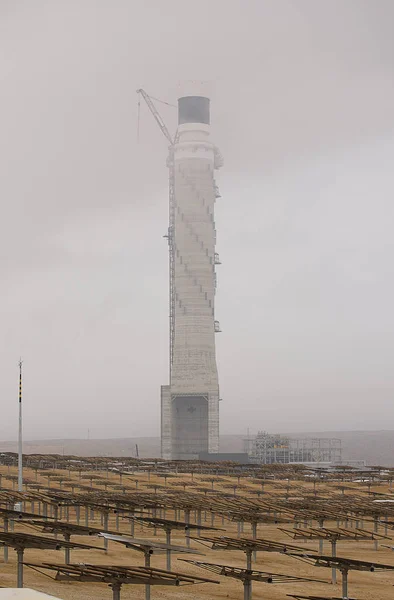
[161,88,223,460]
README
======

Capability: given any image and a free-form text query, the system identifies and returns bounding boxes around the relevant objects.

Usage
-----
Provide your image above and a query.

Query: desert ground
[1,459,394,599]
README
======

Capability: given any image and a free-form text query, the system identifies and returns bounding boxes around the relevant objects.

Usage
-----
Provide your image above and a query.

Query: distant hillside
[1,430,394,466]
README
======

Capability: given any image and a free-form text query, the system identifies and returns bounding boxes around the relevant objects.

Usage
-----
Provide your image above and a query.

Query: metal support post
[145,551,151,600]
[374,516,378,551]
[18,360,23,496]
[53,506,59,538]
[341,568,348,599]
[244,549,252,600]
[318,519,324,554]
[3,518,8,563]
[17,548,24,588]
[166,528,172,571]
[111,582,121,600]
[251,522,257,562]
[331,540,337,584]
[251,522,257,539]
[64,533,71,564]
[197,509,202,535]
[185,509,190,548]
[103,512,109,552]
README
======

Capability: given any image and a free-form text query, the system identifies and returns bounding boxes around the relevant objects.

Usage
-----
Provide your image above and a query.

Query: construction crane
[136,89,177,376]
[136,89,174,145]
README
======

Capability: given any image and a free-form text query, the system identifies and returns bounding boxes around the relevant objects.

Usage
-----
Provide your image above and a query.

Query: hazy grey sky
[1,0,393,440]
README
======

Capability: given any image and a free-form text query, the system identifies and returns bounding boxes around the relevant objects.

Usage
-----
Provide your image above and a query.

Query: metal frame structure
[0,507,55,564]
[98,532,204,600]
[0,532,104,587]
[1,455,394,597]
[180,559,327,600]
[287,596,358,600]
[26,519,122,555]
[127,514,221,568]
[288,553,394,600]
[244,432,342,465]
[280,526,390,582]
[3,451,386,478]
[191,535,311,555]
[24,562,218,600]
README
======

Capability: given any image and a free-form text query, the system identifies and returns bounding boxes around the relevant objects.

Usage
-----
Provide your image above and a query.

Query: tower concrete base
[161,386,219,460]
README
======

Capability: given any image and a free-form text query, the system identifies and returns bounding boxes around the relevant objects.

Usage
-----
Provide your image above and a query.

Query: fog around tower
[0,0,393,440]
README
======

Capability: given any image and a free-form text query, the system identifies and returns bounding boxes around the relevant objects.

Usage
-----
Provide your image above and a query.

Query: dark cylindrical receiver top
[178,96,210,125]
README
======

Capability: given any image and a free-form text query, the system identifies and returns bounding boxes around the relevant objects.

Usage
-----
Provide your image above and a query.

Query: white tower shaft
[161,95,222,460]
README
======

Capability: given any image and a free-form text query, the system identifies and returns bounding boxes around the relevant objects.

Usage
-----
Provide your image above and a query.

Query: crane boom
[136,89,174,145]
[136,88,176,376]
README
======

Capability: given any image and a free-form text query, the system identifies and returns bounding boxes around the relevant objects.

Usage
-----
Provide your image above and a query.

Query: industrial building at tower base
[244,431,343,465]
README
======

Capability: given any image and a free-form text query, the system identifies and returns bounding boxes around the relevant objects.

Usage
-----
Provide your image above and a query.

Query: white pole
[18,359,23,496]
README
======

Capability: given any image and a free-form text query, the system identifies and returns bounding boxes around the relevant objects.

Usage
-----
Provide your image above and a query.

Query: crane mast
[137,89,176,376]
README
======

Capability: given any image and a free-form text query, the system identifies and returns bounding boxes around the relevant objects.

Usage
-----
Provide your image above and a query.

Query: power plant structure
[137,88,223,460]
[244,431,343,466]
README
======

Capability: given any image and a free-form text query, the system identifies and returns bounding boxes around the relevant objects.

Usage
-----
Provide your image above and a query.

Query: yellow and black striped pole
[19,360,22,402]
[17,359,23,495]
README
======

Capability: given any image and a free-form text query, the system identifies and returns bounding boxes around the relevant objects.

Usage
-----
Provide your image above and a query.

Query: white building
[161,93,222,460]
